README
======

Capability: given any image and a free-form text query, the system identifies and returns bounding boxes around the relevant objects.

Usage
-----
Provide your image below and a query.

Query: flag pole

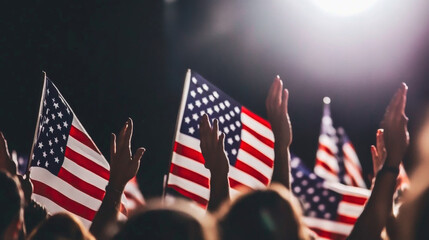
[26,72,47,178]
[163,69,192,199]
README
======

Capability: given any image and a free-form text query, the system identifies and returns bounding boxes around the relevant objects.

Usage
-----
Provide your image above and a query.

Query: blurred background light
[311,0,378,16]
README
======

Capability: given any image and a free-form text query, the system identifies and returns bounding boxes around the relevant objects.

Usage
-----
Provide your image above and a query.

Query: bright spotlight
[311,0,378,16]
[323,97,331,104]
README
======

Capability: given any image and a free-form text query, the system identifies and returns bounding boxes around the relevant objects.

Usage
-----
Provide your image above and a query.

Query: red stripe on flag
[310,227,347,240]
[319,144,335,156]
[32,179,96,221]
[343,153,363,175]
[69,125,101,154]
[241,107,271,129]
[169,163,209,188]
[173,142,205,164]
[167,184,208,207]
[229,178,252,191]
[337,214,357,225]
[315,160,338,175]
[240,141,273,168]
[242,124,274,148]
[341,195,368,205]
[58,168,105,201]
[65,147,110,181]
[235,159,269,185]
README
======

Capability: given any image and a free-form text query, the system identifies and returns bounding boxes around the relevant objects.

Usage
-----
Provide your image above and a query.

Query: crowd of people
[1,76,429,240]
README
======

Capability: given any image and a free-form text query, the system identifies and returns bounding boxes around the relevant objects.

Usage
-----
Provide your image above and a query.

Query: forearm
[271,142,291,189]
[207,171,229,212]
[348,164,398,240]
[90,184,124,240]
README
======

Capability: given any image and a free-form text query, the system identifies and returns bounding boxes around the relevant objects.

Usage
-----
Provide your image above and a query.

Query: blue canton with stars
[290,155,342,220]
[31,78,73,175]
[180,72,242,165]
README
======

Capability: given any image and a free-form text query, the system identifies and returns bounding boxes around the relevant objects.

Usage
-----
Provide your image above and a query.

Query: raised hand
[371,129,387,175]
[199,114,230,211]
[199,114,229,175]
[381,83,409,168]
[109,118,145,190]
[266,76,292,189]
[0,131,17,175]
[91,118,146,239]
[348,83,409,240]
[265,75,292,146]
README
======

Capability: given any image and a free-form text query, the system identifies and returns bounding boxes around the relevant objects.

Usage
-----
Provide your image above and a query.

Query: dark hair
[28,212,94,240]
[114,198,217,240]
[220,186,307,240]
[115,209,205,240]
[0,170,22,237]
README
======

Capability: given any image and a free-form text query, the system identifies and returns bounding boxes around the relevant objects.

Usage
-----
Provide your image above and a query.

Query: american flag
[314,98,366,188]
[337,128,366,188]
[166,70,274,206]
[29,76,127,228]
[291,155,370,240]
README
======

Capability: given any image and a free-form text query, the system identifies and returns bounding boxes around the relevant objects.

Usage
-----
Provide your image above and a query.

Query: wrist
[377,165,400,178]
[106,182,125,195]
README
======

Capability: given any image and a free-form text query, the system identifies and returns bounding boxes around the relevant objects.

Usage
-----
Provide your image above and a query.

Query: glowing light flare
[311,0,378,16]
[323,97,331,104]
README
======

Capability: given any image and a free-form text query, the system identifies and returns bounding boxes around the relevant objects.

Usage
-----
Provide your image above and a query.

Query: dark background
[1,0,429,198]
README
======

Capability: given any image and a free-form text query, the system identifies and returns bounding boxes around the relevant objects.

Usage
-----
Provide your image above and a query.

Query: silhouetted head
[219,184,309,240]
[0,170,24,240]
[115,198,217,240]
[28,212,94,240]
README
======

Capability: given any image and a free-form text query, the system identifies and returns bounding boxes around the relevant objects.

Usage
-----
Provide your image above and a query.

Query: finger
[213,119,219,139]
[400,82,408,115]
[219,133,225,150]
[370,145,378,173]
[376,129,384,151]
[274,78,283,107]
[390,87,404,118]
[281,88,289,114]
[268,76,282,107]
[117,120,129,149]
[199,114,210,138]
[266,76,279,105]
[384,88,400,120]
[110,133,117,160]
[126,118,134,146]
[132,147,146,162]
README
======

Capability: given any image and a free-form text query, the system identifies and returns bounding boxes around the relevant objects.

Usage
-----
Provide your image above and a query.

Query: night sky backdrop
[1,0,429,198]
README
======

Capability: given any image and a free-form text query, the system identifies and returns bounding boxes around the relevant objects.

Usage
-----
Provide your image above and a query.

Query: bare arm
[90,118,145,240]
[200,114,230,212]
[348,83,409,240]
[266,76,292,189]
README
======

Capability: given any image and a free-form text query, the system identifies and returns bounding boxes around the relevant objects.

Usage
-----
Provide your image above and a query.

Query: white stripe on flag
[32,194,92,228]
[172,152,210,178]
[338,201,365,219]
[241,112,274,142]
[62,157,108,190]
[229,166,266,189]
[319,135,338,153]
[241,129,274,160]
[167,174,210,200]
[314,165,340,182]
[316,150,339,172]
[67,135,109,171]
[30,167,102,211]
[236,149,272,178]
